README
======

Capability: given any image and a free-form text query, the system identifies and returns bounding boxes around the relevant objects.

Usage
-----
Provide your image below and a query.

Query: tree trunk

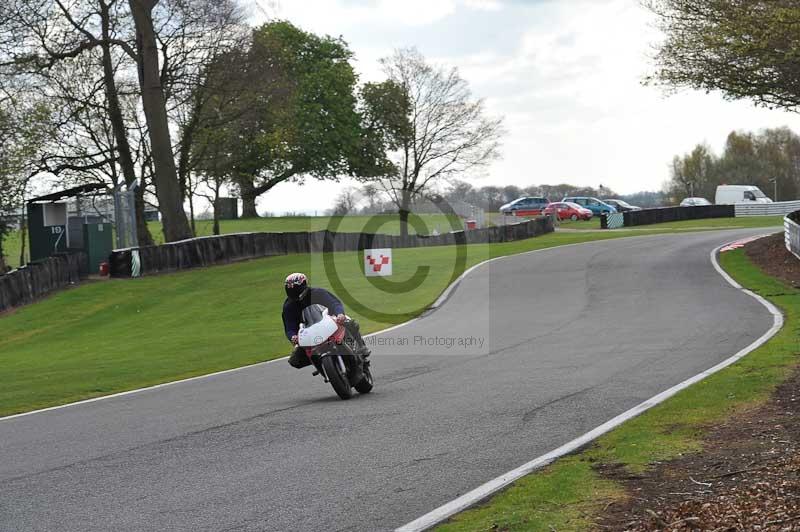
[0,226,7,273]
[129,0,192,243]
[101,2,154,247]
[19,216,27,266]
[212,203,220,236]
[239,178,259,218]
[399,188,412,237]
[188,189,196,236]
[134,183,155,247]
[212,180,223,235]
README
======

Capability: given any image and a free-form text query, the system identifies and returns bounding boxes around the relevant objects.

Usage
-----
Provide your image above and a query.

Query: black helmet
[285,273,309,301]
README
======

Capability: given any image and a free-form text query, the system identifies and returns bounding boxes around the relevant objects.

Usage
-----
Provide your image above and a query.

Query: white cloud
[463,0,502,11]
[377,0,458,26]
[256,0,800,214]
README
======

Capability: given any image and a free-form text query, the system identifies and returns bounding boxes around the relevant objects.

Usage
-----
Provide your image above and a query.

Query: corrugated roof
[27,184,109,203]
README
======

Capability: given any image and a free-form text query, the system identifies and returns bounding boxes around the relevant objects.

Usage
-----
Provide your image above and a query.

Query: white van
[715,185,772,204]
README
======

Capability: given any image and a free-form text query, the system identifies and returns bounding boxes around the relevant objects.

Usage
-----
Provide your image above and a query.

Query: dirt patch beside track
[594,233,800,531]
[746,232,800,288]
[595,371,800,531]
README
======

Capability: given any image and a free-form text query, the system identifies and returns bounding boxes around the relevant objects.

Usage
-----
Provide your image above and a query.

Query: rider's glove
[291,335,299,345]
[335,314,346,324]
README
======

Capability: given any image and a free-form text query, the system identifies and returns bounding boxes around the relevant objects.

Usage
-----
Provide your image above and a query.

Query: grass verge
[1,228,27,270]
[0,227,712,417]
[436,247,798,532]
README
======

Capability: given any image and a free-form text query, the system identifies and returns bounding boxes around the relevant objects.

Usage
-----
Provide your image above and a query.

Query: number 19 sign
[364,248,392,277]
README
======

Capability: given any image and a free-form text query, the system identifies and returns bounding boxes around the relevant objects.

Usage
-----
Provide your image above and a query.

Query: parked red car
[543,201,593,221]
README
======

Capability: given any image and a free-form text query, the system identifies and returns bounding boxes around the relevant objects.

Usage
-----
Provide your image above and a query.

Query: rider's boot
[345,320,371,358]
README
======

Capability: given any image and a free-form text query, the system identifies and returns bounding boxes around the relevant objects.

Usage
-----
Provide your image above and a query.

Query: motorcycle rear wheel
[322,356,353,400]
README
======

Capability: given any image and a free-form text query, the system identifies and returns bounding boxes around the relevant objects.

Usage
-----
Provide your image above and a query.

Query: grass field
[436,247,797,531]
[1,228,27,270]
[148,213,463,245]
[0,226,725,417]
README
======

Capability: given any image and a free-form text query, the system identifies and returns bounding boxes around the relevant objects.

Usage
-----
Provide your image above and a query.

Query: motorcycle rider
[282,273,370,369]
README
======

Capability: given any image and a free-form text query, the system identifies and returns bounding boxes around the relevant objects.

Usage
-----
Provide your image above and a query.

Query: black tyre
[354,365,374,394]
[322,356,352,400]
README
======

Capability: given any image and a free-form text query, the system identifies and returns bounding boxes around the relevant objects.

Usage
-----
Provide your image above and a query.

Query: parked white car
[680,197,712,207]
[714,185,772,204]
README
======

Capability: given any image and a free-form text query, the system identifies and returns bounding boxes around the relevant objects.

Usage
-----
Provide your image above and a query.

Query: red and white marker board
[364,248,392,277]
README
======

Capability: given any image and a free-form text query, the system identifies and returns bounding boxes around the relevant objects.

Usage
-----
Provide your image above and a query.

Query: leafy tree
[353,80,411,181]
[666,127,800,202]
[646,1,800,111]
[668,143,717,201]
[754,127,800,201]
[193,21,365,218]
[501,185,523,204]
[0,101,50,271]
[367,48,504,236]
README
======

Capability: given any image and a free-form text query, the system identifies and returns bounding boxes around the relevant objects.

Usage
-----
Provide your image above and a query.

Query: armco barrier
[736,200,800,217]
[786,210,800,260]
[621,205,735,227]
[0,252,87,312]
[109,218,554,278]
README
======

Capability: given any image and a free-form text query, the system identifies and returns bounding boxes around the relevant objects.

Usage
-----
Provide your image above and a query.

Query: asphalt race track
[0,230,776,532]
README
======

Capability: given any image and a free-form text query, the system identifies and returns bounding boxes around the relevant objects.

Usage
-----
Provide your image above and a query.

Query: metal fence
[786,211,800,260]
[450,200,486,228]
[735,200,800,217]
[113,187,139,249]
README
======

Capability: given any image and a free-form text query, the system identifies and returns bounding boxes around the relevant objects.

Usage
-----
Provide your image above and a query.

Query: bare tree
[368,48,504,236]
[360,183,383,213]
[0,0,245,244]
[330,187,361,216]
[0,0,163,245]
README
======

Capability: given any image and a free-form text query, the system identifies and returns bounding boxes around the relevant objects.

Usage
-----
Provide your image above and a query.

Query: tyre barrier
[0,252,87,312]
[601,213,625,229]
[619,205,735,228]
[785,210,800,260]
[108,218,554,278]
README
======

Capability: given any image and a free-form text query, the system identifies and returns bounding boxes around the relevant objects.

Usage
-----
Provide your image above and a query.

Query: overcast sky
[252,0,800,214]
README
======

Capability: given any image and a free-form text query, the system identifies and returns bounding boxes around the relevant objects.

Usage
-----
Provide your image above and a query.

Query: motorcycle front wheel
[354,365,373,394]
[322,356,353,400]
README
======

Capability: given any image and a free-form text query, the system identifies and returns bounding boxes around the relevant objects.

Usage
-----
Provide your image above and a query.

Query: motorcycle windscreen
[301,304,327,326]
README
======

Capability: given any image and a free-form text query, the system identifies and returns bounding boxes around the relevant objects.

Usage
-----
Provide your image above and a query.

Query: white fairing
[298,315,339,347]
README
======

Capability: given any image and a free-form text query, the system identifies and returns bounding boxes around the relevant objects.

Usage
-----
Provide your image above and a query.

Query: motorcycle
[297,305,373,400]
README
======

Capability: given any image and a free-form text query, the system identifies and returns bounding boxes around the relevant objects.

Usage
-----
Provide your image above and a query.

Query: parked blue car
[562,197,617,215]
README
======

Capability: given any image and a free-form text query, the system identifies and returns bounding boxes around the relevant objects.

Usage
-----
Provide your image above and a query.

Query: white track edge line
[0,231,761,423]
[395,236,784,532]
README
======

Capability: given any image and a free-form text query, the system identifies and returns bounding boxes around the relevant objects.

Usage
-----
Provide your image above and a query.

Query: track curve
[0,230,776,532]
